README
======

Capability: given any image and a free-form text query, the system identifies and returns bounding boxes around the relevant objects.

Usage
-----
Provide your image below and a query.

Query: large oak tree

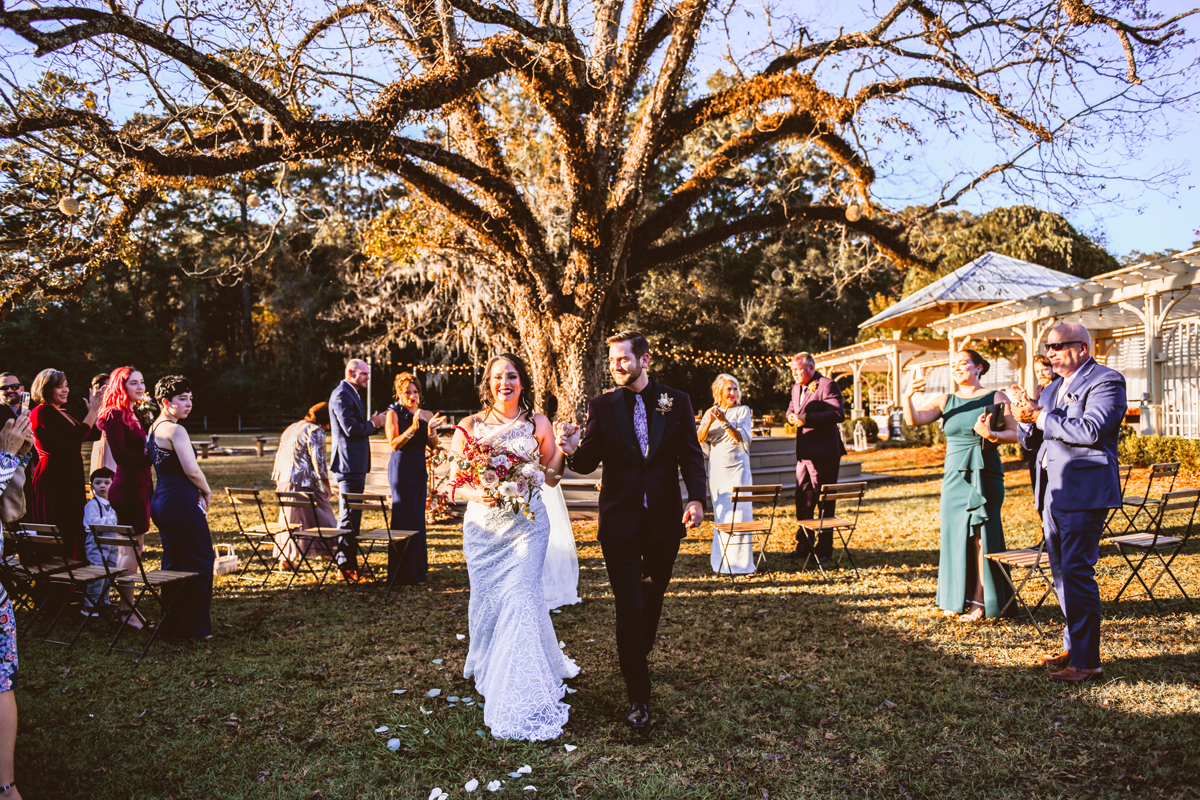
[1,0,1196,414]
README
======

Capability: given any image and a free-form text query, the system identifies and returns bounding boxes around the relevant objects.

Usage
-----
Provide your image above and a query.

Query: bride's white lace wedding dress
[462,419,580,740]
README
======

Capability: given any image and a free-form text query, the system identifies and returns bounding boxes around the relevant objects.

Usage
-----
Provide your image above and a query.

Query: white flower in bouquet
[482,469,500,487]
[529,469,546,488]
[499,482,519,497]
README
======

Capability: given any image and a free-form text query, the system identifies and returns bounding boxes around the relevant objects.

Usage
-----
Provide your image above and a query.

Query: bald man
[1012,323,1126,683]
[329,359,387,580]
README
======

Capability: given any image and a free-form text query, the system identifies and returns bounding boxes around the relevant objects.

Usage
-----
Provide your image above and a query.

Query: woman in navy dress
[147,376,214,639]
[385,373,445,585]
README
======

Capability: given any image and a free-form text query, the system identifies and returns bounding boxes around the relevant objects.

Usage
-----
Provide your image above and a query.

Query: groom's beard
[611,364,642,387]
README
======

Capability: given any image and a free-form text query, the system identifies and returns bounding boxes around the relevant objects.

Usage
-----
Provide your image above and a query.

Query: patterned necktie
[634,393,649,508]
[634,393,649,457]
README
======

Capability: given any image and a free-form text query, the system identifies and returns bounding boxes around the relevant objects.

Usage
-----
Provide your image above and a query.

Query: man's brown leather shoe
[1049,665,1103,683]
[1040,651,1071,670]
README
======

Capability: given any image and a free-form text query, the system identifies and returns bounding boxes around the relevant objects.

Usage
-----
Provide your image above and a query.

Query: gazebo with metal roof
[859,251,1083,332]
[932,246,1200,436]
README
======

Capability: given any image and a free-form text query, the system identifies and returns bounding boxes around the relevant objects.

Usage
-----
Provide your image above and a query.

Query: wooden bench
[255,437,277,457]
[194,442,212,459]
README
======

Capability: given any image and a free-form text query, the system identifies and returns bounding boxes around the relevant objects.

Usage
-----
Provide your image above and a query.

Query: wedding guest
[97,367,154,628]
[1027,355,1060,489]
[0,375,21,425]
[81,467,119,614]
[271,403,336,568]
[88,373,117,474]
[385,373,445,586]
[0,414,32,800]
[147,376,214,639]
[29,369,102,559]
[329,359,386,581]
[786,352,846,562]
[904,350,1018,621]
[698,373,755,575]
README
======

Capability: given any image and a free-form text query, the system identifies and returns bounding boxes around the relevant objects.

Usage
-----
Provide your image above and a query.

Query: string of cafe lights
[373,346,791,375]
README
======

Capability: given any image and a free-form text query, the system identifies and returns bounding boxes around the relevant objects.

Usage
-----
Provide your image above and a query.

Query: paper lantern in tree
[58,196,81,215]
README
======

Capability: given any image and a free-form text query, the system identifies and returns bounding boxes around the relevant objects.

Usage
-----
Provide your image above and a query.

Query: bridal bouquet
[447,426,548,520]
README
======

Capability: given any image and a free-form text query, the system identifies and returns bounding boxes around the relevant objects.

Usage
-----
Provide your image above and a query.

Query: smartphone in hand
[19,392,30,413]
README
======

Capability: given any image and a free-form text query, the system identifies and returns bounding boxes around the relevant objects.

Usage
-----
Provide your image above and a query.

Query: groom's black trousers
[600,520,681,704]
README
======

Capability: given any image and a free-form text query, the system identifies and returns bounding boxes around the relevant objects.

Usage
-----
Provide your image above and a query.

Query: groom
[557,331,706,731]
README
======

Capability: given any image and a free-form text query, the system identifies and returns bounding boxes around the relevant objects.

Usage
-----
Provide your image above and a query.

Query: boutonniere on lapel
[1064,392,1078,405]
[655,393,673,415]
[806,381,819,396]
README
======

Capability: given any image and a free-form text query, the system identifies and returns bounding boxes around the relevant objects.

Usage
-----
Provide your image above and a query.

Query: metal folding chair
[1103,465,1134,536]
[712,485,782,580]
[91,523,198,658]
[276,491,349,588]
[1119,462,1180,535]
[15,524,111,648]
[225,487,295,583]
[1103,488,1199,610]
[341,492,417,598]
[798,482,867,578]
[986,535,1057,635]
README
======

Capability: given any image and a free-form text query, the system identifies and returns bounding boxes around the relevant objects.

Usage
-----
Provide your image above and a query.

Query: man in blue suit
[1013,322,1126,683]
[329,358,386,579]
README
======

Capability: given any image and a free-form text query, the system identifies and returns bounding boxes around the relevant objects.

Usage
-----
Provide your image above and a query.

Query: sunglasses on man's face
[1045,341,1083,352]
[0,384,20,391]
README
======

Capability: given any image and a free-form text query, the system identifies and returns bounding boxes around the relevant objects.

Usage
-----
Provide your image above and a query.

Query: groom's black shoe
[625,701,652,732]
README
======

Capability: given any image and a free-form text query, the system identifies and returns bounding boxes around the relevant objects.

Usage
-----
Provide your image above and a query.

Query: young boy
[82,467,120,614]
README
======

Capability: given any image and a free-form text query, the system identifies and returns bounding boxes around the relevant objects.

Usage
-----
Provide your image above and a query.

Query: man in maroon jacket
[557,331,706,732]
[786,352,847,562]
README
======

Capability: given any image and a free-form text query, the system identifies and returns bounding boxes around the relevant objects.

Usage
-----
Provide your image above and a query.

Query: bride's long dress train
[462,420,579,741]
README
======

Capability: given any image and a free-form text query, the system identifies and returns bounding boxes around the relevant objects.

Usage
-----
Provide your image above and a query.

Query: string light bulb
[58,196,81,215]
[246,194,262,208]
[845,204,861,222]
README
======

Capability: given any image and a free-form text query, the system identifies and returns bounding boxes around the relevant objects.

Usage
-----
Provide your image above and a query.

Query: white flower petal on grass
[465,779,479,792]
[393,689,407,694]
[508,772,521,778]
[552,609,561,614]
[375,725,389,733]
[432,659,444,664]
[563,744,578,752]
[476,730,486,737]
[457,634,466,640]
[558,641,565,648]
[487,781,502,792]
[517,765,532,774]
[523,787,537,792]
[448,696,460,703]
[565,687,577,694]
[429,788,443,800]
[387,738,400,751]
[420,706,433,715]
[423,728,431,734]
[427,689,442,697]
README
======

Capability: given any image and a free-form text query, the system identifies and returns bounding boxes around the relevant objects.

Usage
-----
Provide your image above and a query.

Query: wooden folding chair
[226,487,295,583]
[0,529,36,618]
[10,523,92,633]
[275,491,349,588]
[1103,488,1199,611]
[91,523,198,658]
[1119,462,1180,535]
[14,524,112,648]
[712,485,782,580]
[342,492,417,598]
[798,482,867,578]
[1103,465,1134,536]
[986,535,1057,635]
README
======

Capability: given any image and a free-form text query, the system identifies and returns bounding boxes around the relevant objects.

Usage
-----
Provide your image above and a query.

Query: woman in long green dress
[904,350,1018,621]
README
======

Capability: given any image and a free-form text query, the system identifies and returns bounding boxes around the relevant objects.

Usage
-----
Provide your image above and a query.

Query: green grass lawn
[15,447,1200,799]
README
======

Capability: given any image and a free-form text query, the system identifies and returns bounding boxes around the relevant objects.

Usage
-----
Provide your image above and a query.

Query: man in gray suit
[329,358,386,579]
[1012,322,1126,683]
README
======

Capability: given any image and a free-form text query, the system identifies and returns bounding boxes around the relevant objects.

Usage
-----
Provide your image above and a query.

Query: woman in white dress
[698,374,755,574]
[450,353,579,741]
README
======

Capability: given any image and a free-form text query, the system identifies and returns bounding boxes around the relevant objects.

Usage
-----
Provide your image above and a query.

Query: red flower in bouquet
[447,426,550,519]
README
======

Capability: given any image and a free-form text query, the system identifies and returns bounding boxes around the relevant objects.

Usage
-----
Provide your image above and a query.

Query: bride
[450,353,579,740]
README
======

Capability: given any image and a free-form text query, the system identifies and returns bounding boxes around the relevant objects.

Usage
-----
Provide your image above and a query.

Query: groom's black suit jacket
[570,380,707,544]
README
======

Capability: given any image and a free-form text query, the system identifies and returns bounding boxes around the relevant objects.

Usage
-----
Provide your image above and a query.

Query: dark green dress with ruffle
[937,393,1011,617]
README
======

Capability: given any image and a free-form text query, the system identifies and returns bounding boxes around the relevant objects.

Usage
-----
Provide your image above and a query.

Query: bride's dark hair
[479,353,536,416]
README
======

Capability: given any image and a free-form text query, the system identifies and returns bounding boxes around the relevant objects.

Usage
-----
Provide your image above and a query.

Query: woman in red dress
[98,367,154,628]
[29,369,102,559]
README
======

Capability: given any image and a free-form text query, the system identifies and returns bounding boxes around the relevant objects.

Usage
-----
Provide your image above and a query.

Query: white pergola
[814,339,949,418]
[933,246,1200,435]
